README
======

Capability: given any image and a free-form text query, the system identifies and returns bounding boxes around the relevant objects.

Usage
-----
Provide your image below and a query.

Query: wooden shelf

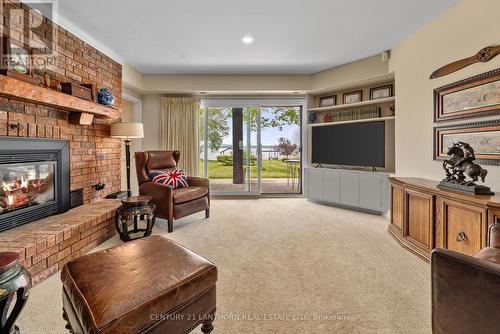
[309,116,395,127]
[0,75,120,120]
[308,96,395,112]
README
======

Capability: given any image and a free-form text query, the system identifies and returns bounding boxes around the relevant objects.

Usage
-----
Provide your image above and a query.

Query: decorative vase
[308,112,317,123]
[97,88,115,106]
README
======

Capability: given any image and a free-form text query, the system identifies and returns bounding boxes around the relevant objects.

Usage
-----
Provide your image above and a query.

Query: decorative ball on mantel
[97,88,115,106]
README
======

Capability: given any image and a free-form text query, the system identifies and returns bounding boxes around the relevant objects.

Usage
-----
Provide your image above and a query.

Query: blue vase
[97,88,115,106]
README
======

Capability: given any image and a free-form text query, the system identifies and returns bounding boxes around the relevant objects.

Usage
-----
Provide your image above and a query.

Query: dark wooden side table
[115,196,156,242]
[0,252,30,334]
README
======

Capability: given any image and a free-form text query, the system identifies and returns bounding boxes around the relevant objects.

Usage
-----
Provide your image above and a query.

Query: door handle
[456,231,468,242]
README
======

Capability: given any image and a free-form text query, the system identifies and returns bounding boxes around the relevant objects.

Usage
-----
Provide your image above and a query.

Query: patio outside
[200,106,301,194]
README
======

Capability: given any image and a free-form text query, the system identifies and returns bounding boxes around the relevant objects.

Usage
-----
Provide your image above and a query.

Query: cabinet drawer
[438,198,487,256]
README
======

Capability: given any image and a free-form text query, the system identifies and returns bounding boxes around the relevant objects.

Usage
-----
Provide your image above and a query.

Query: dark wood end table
[115,195,156,242]
[0,252,30,334]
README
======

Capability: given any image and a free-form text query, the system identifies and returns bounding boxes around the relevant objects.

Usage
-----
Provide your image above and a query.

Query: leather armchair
[431,223,500,334]
[135,150,210,233]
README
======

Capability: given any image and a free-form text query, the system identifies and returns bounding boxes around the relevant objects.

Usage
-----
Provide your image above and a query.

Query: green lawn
[200,159,299,179]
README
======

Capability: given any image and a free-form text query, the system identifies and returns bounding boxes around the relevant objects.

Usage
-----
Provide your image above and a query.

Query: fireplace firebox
[0,137,70,232]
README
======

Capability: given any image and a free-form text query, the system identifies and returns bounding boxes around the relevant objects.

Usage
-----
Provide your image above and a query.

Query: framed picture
[319,95,336,108]
[434,68,500,122]
[1,37,31,75]
[343,90,363,104]
[434,119,500,165]
[370,85,393,100]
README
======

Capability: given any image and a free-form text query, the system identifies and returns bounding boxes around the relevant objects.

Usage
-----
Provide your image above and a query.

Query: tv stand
[304,167,389,213]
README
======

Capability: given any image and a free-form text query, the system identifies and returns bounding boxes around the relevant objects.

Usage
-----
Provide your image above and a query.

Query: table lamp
[110,122,144,197]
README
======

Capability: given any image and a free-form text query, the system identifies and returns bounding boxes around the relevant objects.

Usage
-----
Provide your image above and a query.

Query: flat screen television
[312,121,385,167]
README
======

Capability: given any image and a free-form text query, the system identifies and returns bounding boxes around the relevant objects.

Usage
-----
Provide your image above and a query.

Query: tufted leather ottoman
[60,235,217,334]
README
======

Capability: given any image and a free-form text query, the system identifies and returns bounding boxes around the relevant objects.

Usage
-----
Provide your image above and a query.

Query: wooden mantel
[0,75,120,121]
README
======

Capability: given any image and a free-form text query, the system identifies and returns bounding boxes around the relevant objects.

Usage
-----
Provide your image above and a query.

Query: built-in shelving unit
[309,116,395,127]
[307,79,395,126]
[308,96,395,112]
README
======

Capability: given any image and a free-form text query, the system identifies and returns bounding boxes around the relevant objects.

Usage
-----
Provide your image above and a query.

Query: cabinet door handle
[456,231,468,242]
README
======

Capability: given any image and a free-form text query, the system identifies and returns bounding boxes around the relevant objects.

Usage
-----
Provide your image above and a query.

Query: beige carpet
[17,198,431,333]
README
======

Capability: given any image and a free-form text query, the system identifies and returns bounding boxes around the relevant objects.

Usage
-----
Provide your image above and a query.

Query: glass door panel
[260,106,302,194]
[201,106,260,194]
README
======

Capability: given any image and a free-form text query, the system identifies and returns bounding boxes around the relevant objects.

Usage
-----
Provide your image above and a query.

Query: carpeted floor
[17,198,431,334]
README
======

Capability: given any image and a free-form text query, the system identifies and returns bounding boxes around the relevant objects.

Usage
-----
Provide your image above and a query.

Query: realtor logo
[0,0,58,72]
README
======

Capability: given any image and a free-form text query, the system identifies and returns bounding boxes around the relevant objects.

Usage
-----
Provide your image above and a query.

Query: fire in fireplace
[0,137,70,232]
[1,162,55,215]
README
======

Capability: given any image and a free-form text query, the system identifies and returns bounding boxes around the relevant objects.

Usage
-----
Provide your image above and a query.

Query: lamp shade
[110,122,144,139]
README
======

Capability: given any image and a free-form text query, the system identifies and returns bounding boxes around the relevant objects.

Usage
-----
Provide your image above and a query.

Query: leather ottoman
[60,235,217,334]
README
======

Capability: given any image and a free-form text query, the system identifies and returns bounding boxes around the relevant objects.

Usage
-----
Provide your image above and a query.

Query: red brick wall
[0,0,122,202]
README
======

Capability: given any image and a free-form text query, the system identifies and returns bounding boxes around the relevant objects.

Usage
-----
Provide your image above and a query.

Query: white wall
[141,95,162,150]
[119,100,141,195]
[389,0,500,190]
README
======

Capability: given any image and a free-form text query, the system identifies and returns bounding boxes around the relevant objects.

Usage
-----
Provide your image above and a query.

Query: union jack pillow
[148,169,189,189]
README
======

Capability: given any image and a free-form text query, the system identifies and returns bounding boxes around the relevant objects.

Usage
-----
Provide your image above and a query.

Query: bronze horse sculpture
[441,142,491,194]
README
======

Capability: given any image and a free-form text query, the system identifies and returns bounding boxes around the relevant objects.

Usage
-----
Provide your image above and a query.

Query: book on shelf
[330,106,380,122]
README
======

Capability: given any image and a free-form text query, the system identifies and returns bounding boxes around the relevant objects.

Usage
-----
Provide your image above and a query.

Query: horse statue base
[438,180,494,195]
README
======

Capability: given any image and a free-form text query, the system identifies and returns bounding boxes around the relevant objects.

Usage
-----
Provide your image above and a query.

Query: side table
[115,195,156,242]
[0,252,30,334]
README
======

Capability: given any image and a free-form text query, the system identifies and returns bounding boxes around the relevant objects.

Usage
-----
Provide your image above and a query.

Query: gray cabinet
[359,173,382,211]
[324,170,341,202]
[340,172,360,207]
[304,168,389,213]
[306,168,324,200]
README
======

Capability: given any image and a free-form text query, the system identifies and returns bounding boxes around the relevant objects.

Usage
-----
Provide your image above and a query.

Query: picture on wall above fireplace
[1,162,55,215]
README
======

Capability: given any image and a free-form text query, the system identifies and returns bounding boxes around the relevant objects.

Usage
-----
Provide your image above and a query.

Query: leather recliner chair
[431,222,500,334]
[135,150,210,233]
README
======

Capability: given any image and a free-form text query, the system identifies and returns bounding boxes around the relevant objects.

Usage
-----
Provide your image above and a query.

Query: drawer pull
[456,231,468,242]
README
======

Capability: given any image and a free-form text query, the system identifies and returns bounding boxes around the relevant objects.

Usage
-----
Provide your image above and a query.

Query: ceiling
[55,0,456,75]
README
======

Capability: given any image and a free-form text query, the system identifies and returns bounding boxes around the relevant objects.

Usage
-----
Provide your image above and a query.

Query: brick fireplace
[0,0,123,202]
[0,1,125,285]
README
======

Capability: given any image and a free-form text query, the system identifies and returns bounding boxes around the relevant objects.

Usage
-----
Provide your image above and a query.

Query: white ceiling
[55,0,456,75]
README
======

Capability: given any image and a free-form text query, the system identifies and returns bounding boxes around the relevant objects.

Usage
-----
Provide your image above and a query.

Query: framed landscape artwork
[434,120,500,165]
[370,85,393,100]
[319,95,336,108]
[434,68,500,122]
[343,90,362,104]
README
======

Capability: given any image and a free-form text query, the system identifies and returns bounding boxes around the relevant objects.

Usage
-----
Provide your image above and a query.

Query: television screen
[312,121,385,167]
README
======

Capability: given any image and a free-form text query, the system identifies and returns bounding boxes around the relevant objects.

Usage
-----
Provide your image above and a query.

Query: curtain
[160,97,200,176]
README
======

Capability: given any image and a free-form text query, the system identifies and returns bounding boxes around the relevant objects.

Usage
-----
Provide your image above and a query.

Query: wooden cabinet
[389,177,500,261]
[436,198,487,256]
[390,183,404,232]
[404,189,434,259]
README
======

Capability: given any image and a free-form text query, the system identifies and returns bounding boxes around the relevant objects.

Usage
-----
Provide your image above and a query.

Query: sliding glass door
[200,104,260,194]
[200,99,304,195]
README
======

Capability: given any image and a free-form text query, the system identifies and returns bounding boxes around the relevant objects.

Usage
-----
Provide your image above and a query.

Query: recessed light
[242,36,254,44]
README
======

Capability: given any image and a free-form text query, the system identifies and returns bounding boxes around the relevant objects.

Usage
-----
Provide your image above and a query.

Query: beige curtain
[160,97,200,176]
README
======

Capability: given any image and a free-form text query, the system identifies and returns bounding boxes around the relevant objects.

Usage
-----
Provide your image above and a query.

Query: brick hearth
[0,199,121,286]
